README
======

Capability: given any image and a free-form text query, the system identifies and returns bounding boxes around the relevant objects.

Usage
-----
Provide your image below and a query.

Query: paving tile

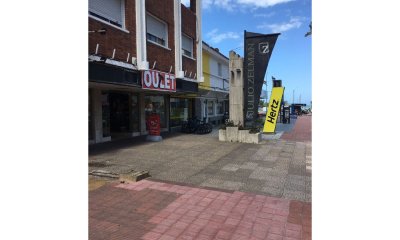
[221,164,241,172]
[240,162,259,170]
[141,231,162,240]
[285,229,302,238]
[261,186,284,197]
[221,180,245,190]
[283,189,306,202]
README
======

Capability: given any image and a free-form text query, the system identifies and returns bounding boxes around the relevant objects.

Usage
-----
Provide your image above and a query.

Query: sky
[183,0,312,105]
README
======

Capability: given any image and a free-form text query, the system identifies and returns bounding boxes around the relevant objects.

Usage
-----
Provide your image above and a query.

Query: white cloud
[215,0,235,11]
[257,17,304,33]
[254,12,276,18]
[182,0,213,9]
[203,0,213,9]
[237,0,294,8]
[201,0,293,11]
[206,29,240,44]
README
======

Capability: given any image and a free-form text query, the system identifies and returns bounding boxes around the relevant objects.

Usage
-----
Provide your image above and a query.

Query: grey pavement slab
[89,127,312,202]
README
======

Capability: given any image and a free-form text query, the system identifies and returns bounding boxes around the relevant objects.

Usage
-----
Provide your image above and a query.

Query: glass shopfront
[170,98,193,127]
[216,101,224,115]
[89,89,93,141]
[207,101,214,116]
[145,95,167,129]
[102,91,140,138]
[109,92,130,133]
[102,91,111,137]
[130,94,140,132]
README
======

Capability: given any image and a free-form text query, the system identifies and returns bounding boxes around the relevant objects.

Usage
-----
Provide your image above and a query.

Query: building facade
[89,0,202,144]
[195,42,229,125]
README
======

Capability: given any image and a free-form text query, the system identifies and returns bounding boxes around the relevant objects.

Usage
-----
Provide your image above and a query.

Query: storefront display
[145,95,166,129]
[170,98,192,127]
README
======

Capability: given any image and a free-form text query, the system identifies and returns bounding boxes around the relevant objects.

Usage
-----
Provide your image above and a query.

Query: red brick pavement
[89,180,312,240]
[281,115,312,142]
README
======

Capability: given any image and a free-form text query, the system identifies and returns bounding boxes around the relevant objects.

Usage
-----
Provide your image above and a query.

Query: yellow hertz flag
[263,87,284,133]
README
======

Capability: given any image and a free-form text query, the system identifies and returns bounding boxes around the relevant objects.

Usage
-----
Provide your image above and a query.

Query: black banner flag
[243,31,280,128]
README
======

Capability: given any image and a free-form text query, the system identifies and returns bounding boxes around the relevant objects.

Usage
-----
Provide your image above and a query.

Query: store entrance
[109,92,130,138]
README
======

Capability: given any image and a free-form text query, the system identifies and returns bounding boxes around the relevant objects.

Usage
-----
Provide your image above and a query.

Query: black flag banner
[243,31,280,128]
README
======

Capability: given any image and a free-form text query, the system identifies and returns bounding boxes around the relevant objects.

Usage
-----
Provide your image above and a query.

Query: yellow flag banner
[263,87,284,133]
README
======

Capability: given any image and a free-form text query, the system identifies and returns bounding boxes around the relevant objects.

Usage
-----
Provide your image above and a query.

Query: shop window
[131,94,140,132]
[207,101,214,116]
[89,0,125,28]
[216,101,223,115]
[145,95,166,129]
[109,93,130,133]
[89,89,93,140]
[224,100,229,114]
[182,34,193,58]
[170,98,192,127]
[101,92,110,137]
[146,13,168,47]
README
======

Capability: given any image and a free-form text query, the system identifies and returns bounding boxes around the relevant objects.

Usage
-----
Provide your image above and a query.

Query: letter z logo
[259,42,269,54]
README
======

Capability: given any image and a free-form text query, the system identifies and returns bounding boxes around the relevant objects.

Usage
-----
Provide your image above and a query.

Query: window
[182,34,193,58]
[89,0,124,28]
[101,91,110,137]
[131,94,140,132]
[146,14,168,47]
[207,101,214,116]
[170,98,192,127]
[218,62,222,77]
[216,101,223,115]
[145,95,167,129]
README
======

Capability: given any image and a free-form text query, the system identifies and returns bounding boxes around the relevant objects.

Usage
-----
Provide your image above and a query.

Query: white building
[195,42,229,125]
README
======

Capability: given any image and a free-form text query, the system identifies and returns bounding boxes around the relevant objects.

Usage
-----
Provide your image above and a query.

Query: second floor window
[89,0,124,28]
[182,34,193,58]
[146,14,168,47]
[218,62,222,77]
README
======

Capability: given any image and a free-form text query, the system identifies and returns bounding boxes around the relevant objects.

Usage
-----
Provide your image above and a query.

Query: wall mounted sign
[142,70,176,92]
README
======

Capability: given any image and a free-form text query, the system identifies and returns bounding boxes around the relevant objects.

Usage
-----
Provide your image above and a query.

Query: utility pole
[299,94,301,104]
[292,89,295,104]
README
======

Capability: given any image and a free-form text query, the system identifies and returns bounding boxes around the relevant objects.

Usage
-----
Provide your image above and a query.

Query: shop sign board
[142,70,176,92]
[147,113,161,136]
[263,87,284,133]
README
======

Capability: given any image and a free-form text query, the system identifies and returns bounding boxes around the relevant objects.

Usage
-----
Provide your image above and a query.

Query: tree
[305,22,312,37]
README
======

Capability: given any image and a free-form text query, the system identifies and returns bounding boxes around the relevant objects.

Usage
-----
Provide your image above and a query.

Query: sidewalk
[90,180,311,240]
[89,116,312,239]
[281,116,312,142]
[89,132,311,201]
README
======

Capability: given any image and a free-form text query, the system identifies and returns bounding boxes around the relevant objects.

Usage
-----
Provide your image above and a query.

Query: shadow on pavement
[89,131,183,156]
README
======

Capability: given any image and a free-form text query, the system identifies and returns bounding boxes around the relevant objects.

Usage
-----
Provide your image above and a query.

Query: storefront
[196,89,229,126]
[89,61,198,144]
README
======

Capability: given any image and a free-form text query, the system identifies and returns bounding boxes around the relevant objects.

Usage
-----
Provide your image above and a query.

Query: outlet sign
[141,70,176,92]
